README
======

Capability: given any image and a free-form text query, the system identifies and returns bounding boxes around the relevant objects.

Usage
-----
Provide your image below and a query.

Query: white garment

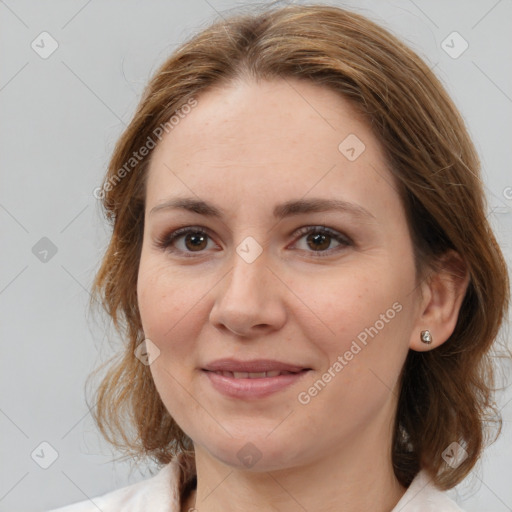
[47,458,465,512]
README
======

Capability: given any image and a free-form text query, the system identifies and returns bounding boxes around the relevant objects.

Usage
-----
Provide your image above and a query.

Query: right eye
[154,226,218,257]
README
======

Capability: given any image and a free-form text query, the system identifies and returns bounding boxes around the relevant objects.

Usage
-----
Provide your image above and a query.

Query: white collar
[391,469,464,511]
[48,456,465,511]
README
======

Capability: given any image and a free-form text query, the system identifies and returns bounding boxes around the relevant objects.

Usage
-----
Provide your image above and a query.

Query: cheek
[138,256,197,337]
[137,260,206,430]
[296,264,407,349]
[294,275,410,432]
[137,256,222,383]
[294,263,414,409]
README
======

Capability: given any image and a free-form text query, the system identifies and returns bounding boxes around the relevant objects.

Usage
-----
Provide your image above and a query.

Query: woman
[49,3,510,511]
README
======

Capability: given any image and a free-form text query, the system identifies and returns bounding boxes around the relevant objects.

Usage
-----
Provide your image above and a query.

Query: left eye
[291,226,353,256]
[155,225,352,258]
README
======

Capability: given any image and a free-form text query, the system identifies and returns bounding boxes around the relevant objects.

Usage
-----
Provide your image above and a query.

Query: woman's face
[137,78,424,471]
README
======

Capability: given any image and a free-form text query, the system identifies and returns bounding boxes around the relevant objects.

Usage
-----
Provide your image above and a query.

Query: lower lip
[202,370,311,399]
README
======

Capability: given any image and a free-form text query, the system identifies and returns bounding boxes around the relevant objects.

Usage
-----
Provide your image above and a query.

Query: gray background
[1,0,511,510]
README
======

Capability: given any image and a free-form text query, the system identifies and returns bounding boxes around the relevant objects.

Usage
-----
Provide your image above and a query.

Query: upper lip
[202,358,310,373]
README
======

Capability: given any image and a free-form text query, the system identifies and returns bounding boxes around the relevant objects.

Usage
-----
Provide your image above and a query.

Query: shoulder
[46,460,181,512]
[391,470,466,512]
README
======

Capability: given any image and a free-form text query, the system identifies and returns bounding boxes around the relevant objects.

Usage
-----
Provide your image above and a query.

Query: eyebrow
[149,197,376,221]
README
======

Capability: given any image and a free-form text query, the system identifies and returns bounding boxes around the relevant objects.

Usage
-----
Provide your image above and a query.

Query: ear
[410,250,470,352]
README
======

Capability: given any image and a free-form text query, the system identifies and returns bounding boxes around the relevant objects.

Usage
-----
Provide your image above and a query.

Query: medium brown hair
[87,3,510,490]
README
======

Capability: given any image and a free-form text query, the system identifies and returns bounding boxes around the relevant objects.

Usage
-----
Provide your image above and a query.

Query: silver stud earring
[420,330,432,344]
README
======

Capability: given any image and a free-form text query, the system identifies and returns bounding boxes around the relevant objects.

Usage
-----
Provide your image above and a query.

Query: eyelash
[154,225,353,259]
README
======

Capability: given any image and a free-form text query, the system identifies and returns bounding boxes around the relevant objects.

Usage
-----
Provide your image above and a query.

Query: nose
[209,247,287,338]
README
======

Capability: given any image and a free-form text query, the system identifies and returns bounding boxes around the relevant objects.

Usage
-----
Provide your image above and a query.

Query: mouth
[201,359,312,399]
[206,370,306,379]
[202,358,311,374]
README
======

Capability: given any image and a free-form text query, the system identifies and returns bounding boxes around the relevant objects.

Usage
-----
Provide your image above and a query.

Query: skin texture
[137,78,469,512]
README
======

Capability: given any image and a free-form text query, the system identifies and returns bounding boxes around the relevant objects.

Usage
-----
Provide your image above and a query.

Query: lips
[201,358,312,399]
[202,358,310,374]
[210,370,297,379]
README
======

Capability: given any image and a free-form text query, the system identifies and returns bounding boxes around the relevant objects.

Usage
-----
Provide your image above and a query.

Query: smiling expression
[136,77,423,471]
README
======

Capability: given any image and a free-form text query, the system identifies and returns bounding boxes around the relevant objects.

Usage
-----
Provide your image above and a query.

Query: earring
[420,330,433,344]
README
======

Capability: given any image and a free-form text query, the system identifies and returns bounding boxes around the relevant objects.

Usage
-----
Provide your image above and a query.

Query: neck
[183,428,407,512]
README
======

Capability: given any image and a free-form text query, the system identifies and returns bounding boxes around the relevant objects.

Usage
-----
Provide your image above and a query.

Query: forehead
[145,78,400,218]
[156,78,370,156]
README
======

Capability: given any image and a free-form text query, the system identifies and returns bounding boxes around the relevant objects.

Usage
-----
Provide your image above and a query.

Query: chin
[196,432,312,472]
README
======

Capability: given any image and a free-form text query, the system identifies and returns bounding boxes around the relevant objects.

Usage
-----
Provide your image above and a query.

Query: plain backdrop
[1,0,511,511]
